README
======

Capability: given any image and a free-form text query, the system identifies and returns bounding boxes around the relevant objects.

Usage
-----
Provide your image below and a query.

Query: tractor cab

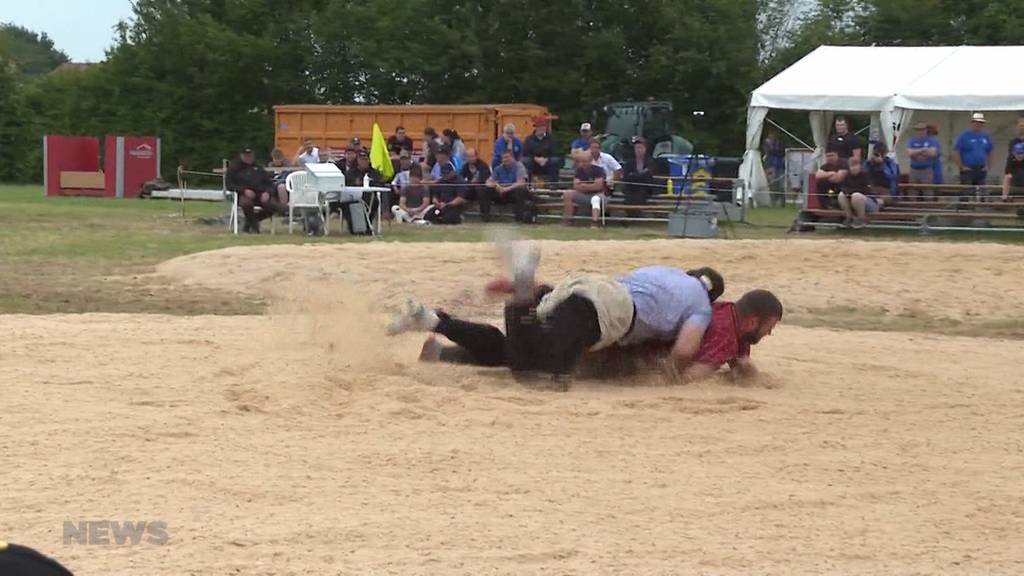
[599,101,693,163]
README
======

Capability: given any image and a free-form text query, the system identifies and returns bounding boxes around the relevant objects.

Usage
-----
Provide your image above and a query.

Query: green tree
[0,23,70,75]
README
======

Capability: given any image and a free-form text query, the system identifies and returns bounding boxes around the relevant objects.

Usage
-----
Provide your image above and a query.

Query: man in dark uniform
[225,146,281,234]
[828,116,862,163]
[621,136,656,207]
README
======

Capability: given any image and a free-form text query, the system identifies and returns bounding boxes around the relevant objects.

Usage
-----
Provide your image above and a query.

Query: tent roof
[751,45,1024,112]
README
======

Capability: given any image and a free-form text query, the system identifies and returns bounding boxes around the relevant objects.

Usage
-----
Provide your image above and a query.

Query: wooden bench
[798,208,1024,234]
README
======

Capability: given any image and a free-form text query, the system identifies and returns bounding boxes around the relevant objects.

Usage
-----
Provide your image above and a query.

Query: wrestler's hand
[485,277,515,296]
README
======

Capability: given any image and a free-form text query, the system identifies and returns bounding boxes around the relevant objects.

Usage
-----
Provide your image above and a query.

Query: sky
[3,0,135,62]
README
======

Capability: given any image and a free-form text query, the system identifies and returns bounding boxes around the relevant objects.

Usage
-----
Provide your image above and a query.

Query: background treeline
[2,0,1023,182]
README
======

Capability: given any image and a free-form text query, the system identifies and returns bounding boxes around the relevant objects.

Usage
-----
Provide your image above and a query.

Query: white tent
[740,45,1024,203]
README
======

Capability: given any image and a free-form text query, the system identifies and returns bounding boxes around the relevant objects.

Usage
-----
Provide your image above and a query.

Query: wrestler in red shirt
[682,289,783,382]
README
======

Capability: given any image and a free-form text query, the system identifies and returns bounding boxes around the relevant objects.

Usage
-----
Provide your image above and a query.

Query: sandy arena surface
[3,238,1024,575]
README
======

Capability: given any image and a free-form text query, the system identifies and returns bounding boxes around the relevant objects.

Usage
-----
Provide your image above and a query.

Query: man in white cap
[571,122,594,153]
[953,112,993,186]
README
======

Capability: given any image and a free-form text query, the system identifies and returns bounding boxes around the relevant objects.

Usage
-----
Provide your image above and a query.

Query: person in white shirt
[389,151,414,217]
[294,137,321,166]
[588,139,622,190]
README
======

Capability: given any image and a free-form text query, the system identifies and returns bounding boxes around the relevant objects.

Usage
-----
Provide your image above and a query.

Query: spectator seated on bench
[484,149,534,223]
[621,137,655,207]
[814,147,848,209]
[392,164,433,224]
[587,139,622,191]
[866,141,899,206]
[837,159,879,229]
[389,150,415,215]
[564,151,606,227]
[523,118,561,185]
[226,146,282,234]
[459,147,491,216]
[425,148,466,225]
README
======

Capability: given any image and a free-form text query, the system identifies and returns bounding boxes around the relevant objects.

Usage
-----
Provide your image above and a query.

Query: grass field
[3,184,1023,321]
[0,184,799,315]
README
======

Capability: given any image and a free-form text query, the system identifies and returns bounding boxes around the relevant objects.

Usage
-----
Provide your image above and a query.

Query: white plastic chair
[286,170,327,235]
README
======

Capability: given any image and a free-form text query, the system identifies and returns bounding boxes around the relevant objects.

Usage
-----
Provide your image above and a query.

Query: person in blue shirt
[866,141,899,203]
[570,122,593,153]
[906,122,941,201]
[953,113,993,186]
[926,123,944,186]
[761,128,786,205]
[1007,117,1024,154]
[491,123,523,168]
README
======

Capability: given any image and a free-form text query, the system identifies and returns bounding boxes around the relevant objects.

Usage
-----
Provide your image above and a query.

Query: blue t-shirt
[954,130,993,168]
[616,266,712,344]
[907,136,941,170]
[491,136,523,167]
[571,137,592,151]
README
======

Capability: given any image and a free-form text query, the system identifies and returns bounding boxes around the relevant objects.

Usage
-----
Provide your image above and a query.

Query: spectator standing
[423,127,442,168]
[392,164,433,224]
[491,123,523,167]
[428,146,457,182]
[866,141,898,204]
[345,149,385,188]
[442,129,466,170]
[334,146,358,178]
[227,146,280,234]
[837,159,878,228]
[523,118,560,185]
[485,149,533,223]
[814,147,847,209]
[459,147,491,212]
[906,122,940,201]
[564,152,606,227]
[267,147,293,206]
[294,137,321,166]
[828,116,862,163]
[927,123,944,185]
[1001,142,1024,201]
[588,139,622,189]
[571,123,594,153]
[387,126,415,155]
[761,128,786,204]
[1008,117,1024,154]
[621,137,655,206]
[953,112,993,186]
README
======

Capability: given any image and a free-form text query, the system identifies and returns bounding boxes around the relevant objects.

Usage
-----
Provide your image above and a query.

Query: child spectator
[267,147,293,206]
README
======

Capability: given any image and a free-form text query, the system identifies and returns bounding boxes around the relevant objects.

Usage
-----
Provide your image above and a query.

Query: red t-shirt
[693,302,750,369]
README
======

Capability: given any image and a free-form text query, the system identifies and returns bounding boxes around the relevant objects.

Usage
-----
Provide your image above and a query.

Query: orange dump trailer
[273,104,552,162]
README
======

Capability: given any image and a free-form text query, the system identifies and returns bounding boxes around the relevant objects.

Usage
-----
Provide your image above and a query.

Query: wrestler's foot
[511,243,541,303]
[418,335,443,362]
[386,299,439,335]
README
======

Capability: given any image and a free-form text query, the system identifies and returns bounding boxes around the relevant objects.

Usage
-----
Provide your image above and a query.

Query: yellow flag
[370,122,394,180]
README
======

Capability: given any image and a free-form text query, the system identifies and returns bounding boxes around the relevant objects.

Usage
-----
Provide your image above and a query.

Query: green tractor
[597,101,693,162]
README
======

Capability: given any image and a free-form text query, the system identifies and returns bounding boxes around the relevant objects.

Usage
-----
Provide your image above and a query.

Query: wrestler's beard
[741,321,766,345]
